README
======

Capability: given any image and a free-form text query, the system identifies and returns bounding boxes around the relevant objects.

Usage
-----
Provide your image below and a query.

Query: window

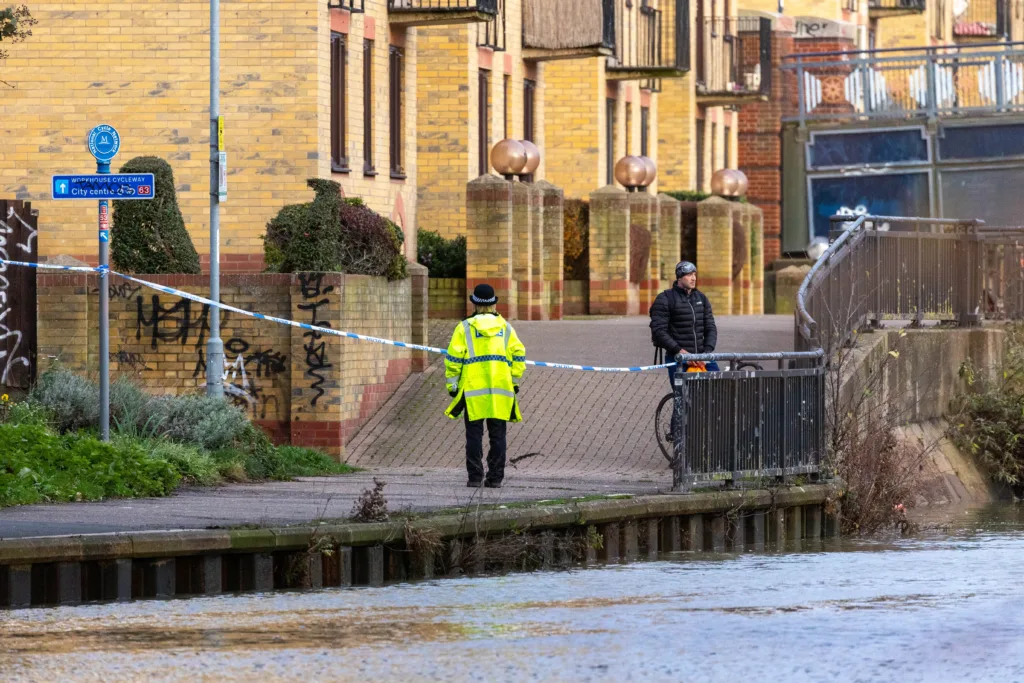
[606,98,616,185]
[363,39,375,176]
[696,118,705,191]
[523,79,536,142]
[389,45,404,178]
[640,106,650,157]
[478,69,490,176]
[724,125,731,169]
[503,75,511,139]
[331,32,349,172]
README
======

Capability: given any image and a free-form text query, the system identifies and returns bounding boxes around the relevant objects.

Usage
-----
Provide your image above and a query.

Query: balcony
[522,0,615,62]
[696,16,772,104]
[953,0,1008,39]
[782,42,1024,124]
[327,0,364,11]
[868,0,925,16]
[477,0,505,50]
[387,0,497,27]
[606,0,690,80]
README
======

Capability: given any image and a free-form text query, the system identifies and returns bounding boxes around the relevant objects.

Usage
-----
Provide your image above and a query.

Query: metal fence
[387,0,498,13]
[696,16,771,97]
[869,0,926,11]
[670,351,825,491]
[607,0,689,74]
[980,227,1024,319]
[783,42,1024,123]
[477,0,505,50]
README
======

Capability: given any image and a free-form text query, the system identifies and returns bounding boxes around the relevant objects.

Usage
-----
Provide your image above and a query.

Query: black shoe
[484,480,503,489]
[467,480,483,488]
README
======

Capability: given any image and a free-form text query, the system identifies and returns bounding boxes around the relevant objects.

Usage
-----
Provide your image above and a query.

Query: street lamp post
[206,0,225,398]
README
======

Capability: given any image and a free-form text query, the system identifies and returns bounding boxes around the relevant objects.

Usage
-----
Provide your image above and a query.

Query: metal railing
[869,0,926,12]
[696,16,771,97]
[387,0,498,13]
[954,0,1008,38]
[328,0,365,11]
[671,351,826,491]
[980,227,1024,319]
[607,0,689,75]
[477,0,505,50]
[784,42,1024,123]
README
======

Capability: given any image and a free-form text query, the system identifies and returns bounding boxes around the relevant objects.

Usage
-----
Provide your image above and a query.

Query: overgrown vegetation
[664,190,711,203]
[351,477,389,522]
[0,369,357,507]
[417,229,467,279]
[563,199,589,280]
[264,179,406,280]
[0,5,36,70]
[949,323,1024,494]
[111,156,202,274]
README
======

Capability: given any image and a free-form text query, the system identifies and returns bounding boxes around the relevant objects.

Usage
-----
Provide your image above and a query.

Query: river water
[2,504,1023,682]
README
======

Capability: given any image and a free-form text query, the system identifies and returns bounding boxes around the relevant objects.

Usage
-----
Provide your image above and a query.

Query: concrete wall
[36,271,425,458]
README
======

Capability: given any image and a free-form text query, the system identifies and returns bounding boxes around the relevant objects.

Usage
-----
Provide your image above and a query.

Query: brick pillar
[589,186,637,316]
[466,175,516,319]
[696,197,733,313]
[658,194,682,295]
[511,182,533,320]
[407,261,429,371]
[290,272,344,456]
[528,184,545,320]
[536,180,564,321]
[630,193,657,312]
[749,205,765,314]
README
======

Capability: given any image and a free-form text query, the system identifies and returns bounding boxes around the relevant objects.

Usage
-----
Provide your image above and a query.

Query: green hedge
[664,190,748,204]
[111,156,201,274]
[263,179,406,280]
[417,229,467,278]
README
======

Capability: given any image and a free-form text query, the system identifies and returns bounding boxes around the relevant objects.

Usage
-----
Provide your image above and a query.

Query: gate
[0,200,39,389]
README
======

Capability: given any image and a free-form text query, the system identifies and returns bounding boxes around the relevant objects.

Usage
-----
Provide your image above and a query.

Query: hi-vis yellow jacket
[444,313,526,422]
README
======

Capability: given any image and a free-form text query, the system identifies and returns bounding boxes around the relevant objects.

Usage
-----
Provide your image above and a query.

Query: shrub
[111,156,201,274]
[263,179,406,280]
[131,438,222,487]
[145,394,250,451]
[0,423,180,507]
[664,190,711,203]
[417,229,467,278]
[563,199,589,280]
[949,323,1024,493]
[29,366,98,433]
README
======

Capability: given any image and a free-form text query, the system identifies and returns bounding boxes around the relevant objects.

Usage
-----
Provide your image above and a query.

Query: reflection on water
[2,505,1023,682]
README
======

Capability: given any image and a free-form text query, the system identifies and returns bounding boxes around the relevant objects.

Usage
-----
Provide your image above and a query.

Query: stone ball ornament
[638,156,657,186]
[490,139,528,176]
[614,155,648,189]
[519,140,541,175]
[710,168,748,198]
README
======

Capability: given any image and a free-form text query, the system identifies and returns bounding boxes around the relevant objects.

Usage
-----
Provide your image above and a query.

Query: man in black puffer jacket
[649,260,719,384]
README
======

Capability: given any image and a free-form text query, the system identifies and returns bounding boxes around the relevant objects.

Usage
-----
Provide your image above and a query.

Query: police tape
[4,259,679,372]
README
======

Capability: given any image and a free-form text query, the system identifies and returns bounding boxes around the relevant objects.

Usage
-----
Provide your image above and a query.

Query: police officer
[444,284,526,488]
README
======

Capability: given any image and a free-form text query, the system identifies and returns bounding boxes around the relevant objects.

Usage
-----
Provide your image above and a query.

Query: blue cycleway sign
[52,174,156,200]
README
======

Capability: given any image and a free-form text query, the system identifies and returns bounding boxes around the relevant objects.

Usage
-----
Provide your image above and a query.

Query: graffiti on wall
[0,202,38,387]
[297,273,334,406]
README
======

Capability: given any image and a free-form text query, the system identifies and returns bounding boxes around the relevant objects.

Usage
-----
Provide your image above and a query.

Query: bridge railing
[796,215,986,354]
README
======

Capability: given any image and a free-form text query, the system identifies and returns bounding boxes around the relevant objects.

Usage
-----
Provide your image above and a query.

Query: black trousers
[464,412,507,483]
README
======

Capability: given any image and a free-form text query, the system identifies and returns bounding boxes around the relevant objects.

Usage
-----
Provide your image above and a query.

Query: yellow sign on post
[217,116,224,152]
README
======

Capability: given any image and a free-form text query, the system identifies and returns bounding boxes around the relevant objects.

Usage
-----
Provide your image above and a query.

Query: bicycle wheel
[655,392,676,464]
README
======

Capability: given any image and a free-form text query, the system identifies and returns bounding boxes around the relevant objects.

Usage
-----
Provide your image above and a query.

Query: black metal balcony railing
[953,0,1008,38]
[522,0,616,57]
[328,0,364,11]
[387,0,498,18]
[606,0,689,77]
[868,0,926,12]
[696,16,771,98]
[477,0,506,50]
[844,0,859,11]
[782,42,1024,124]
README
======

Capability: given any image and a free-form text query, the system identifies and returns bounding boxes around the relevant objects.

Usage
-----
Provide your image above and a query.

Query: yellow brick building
[0,1,418,269]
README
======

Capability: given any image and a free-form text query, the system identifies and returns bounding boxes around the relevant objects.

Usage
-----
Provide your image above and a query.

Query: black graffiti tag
[297,273,334,406]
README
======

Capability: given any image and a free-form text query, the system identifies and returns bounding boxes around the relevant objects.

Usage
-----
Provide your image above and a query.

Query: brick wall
[0,1,417,267]
[428,278,468,319]
[36,271,420,459]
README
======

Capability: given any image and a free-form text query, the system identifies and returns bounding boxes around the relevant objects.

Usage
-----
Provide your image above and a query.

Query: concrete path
[0,316,794,538]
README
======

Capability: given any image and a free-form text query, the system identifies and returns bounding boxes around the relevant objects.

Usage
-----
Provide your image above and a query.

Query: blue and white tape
[6,259,680,372]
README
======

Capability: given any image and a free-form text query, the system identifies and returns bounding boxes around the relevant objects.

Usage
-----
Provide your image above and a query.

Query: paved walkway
[0,316,794,538]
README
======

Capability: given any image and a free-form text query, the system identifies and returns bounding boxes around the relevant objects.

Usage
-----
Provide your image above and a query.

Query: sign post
[87,124,120,442]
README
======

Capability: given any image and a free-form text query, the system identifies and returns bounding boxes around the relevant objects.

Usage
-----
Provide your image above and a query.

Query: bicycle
[652,348,764,464]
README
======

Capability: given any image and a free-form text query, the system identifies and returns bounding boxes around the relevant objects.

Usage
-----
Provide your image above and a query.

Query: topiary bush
[263,179,407,280]
[111,156,201,274]
[417,229,466,278]
[563,199,589,280]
